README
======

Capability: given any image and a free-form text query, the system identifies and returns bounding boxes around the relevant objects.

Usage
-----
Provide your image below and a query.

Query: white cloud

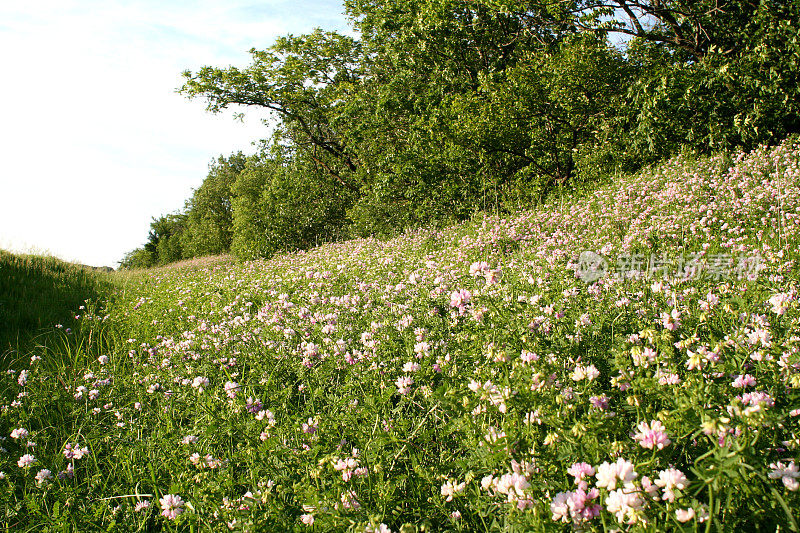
[0,0,350,267]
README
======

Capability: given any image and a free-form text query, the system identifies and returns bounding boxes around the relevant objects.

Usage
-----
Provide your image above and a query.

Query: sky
[0,0,350,267]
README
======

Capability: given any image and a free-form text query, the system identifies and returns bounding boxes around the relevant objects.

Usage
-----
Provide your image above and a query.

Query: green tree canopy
[124,0,800,266]
[183,152,248,257]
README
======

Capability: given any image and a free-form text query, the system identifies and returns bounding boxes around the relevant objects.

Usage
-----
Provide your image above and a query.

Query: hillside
[2,140,800,531]
[0,251,111,364]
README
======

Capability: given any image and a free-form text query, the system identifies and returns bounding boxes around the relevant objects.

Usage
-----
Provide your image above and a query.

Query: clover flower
[63,443,89,460]
[440,479,466,502]
[769,461,800,491]
[159,493,185,520]
[567,462,595,490]
[301,417,318,434]
[768,292,792,315]
[223,381,239,399]
[550,488,601,524]
[134,500,151,513]
[605,488,645,525]
[17,454,36,468]
[402,361,420,373]
[661,309,681,331]
[35,469,52,486]
[655,468,688,502]
[731,374,756,388]
[449,289,471,314]
[632,420,671,450]
[675,508,696,522]
[10,428,28,440]
[191,376,209,391]
[571,364,599,381]
[339,490,360,510]
[395,376,414,395]
[595,458,637,490]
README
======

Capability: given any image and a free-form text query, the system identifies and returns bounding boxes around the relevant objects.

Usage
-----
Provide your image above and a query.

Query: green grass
[0,250,112,367]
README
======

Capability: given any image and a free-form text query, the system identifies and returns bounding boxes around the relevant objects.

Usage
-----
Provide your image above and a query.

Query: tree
[492,0,800,151]
[450,33,632,200]
[182,152,248,257]
[620,1,800,154]
[181,30,365,194]
[119,248,155,270]
[231,146,356,260]
[144,213,187,266]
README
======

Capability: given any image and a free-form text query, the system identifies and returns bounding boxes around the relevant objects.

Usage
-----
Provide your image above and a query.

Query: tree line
[121,0,800,269]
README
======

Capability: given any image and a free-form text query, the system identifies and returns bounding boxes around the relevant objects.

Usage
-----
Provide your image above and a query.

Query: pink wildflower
[191,376,209,391]
[159,493,185,520]
[35,469,52,486]
[224,381,239,399]
[135,500,151,513]
[63,443,89,459]
[449,289,471,314]
[17,454,36,468]
[402,361,420,373]
[769,461,800,491]
[440,479,466,502]
[605,488,644,525]
[595,458,637,490]
[571,364,600,381]
[632,420,671,450]
[589,395,609,410]
[413,341,430,358]
[731,374,756,388]
[395,376,414,395]
[655,468,688,502]
[551,488,600,524]
[301,417,318,434]
[768,292,792,315]
[676,508,696,522]
[661,309,681,331]
[567,462,595,490]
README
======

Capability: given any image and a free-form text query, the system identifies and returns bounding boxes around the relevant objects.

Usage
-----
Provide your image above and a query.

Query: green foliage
[119,247,155,270]
[453,33,633,202]
[181,29,364,195]
[230,156,276,261]
[183,153,248,257]
[575,0,800,156]
[231,149,356,260]
[147,212,188,266]
[341,0,568,227]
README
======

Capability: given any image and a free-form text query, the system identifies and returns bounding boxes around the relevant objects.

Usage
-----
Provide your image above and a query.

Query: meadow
[2,139,799,531]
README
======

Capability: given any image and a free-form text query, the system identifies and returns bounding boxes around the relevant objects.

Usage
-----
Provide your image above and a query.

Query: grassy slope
[2,140,800,531]
[0,250,111,366]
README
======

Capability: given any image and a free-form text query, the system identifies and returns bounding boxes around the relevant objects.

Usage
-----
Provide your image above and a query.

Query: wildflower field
[3,140,800,531]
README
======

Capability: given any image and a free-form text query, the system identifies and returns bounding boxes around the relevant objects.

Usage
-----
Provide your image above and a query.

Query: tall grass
[0,250,112,367]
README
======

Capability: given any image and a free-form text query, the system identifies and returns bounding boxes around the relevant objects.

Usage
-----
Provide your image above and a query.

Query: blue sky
[0,0,350,267]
